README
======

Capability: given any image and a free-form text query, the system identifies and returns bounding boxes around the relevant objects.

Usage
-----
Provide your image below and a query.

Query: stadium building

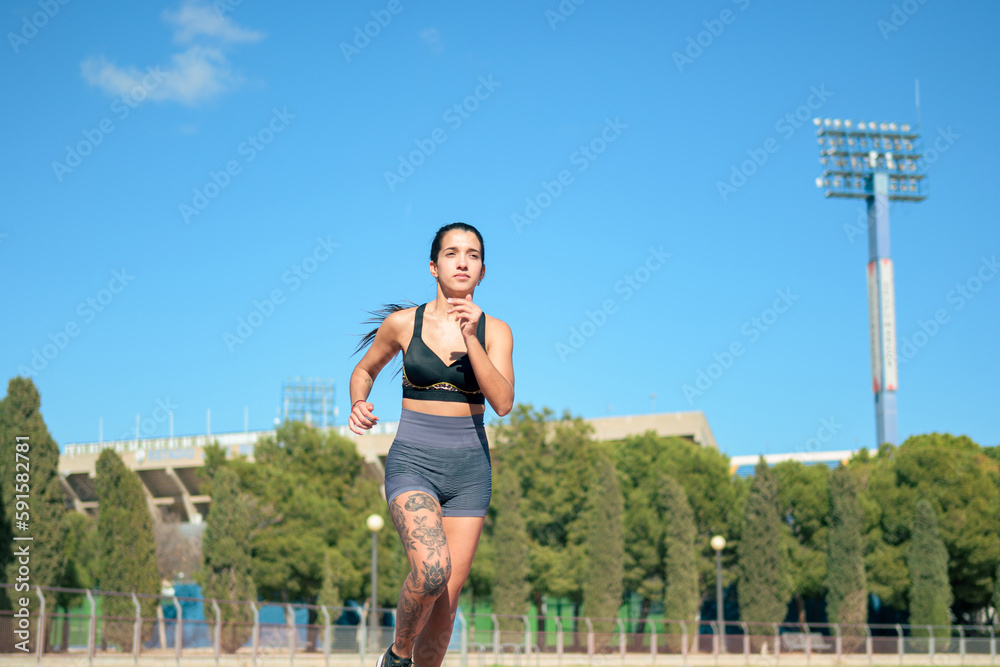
[60,409,872,522]
[58,411,719,522]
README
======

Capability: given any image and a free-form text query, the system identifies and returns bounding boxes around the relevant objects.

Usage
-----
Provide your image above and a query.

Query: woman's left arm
[449,296,515,416]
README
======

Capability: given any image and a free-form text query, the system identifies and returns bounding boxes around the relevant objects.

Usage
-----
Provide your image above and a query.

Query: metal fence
[2,585,998,666]
[465,614,999,666]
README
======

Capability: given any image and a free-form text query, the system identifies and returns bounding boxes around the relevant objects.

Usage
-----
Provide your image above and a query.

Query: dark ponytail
[352,301,417,357]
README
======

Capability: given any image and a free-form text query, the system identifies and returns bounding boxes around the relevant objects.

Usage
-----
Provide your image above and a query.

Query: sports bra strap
[412,303,426,338]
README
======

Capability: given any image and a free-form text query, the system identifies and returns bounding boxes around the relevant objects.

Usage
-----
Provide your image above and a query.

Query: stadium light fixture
[814,117,929,447]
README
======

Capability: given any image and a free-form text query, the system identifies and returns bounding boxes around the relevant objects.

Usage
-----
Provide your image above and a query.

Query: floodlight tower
[281,377,336,427]
[814,117,927,447]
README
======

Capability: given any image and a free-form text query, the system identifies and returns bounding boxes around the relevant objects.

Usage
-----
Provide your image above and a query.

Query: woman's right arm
[348,310,406,435]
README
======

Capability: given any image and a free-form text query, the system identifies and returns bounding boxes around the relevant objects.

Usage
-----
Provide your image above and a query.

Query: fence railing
[2,585,998,665]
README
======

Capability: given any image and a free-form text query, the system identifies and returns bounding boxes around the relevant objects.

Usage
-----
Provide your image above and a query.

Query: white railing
[62,422,401,458]
[6,584,996,666]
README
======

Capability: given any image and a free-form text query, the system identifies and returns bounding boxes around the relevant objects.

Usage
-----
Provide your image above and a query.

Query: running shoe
[375,644,413,667]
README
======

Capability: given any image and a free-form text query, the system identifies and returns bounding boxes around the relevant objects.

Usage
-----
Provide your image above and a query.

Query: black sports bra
[402,304,486,404]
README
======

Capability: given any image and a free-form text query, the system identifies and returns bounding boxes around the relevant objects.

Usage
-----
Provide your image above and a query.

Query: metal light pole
[814,116,928,447]
[367,513,385,651]
[711,535,726,654]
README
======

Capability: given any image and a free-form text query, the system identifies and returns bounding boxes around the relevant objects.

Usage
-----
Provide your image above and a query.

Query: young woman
[349,223,515,667]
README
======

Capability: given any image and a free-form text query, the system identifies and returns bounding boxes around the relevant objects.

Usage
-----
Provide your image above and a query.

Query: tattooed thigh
[390,491,451,572]
[404,492,440,513]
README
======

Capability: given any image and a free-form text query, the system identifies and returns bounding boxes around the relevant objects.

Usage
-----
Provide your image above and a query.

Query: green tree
[581,453,624,649]
[229,421,385,604]
[95,448,160,651]
[215,421,397,653]
[489,456,530,631]
[660,475,699,651]
[894,434,999,622]
[774,461,829,623]
[620,481,662,612]
[737,458,789,644]
[492,405,597,643]
[613,431,742,631]
[200,466,258,653]
[318,550,343,611]
[826,465,867,648]
[993,563,999,627]
[849,446,910,610]
[59,511,98,590]
[852,435,1000,622]
[56,511,98,650]
[0,377,69,617]
[908,499,952,651]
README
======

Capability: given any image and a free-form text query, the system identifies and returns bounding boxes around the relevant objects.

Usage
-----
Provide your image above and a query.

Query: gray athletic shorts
[383,408,492,517]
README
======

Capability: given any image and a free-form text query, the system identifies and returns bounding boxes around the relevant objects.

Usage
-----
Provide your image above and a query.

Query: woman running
[349,222,515,667]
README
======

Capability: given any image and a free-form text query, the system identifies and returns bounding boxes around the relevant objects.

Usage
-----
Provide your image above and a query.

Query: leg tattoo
[411,515,447,559]
[390,499,415,553]
[389,492,451,658]
[404,493,440,513]
[395,578,423,643]
[420,560,448,596]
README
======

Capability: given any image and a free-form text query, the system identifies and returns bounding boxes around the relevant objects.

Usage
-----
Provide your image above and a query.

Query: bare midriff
[401,398,486,417]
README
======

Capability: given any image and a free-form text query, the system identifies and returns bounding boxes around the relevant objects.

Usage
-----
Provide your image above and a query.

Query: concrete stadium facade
[58,411,719,522]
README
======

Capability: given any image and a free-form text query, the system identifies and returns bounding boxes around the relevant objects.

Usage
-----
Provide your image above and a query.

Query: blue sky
[2,0,998,457]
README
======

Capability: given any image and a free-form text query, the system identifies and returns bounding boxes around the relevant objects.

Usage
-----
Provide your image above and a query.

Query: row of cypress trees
[740,459,953,641]
[490,416,958,646]
[0,377,69,617]
[0,377,160,651]
[487,408,700,645]
[0,378,975,654]
[0,377,261,652]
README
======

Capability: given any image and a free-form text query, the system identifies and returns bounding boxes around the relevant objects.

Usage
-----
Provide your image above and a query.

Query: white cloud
[162,1,264,44]
[82,47,240,106]
[81,0,262,106]
[420,28,444,55]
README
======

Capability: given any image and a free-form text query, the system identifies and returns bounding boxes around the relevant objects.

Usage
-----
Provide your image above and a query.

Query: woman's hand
[348,400,379,435]
[447,295,482,340]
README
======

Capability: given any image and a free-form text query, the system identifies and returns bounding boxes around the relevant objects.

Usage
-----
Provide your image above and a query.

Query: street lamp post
[367,513,385,651]
[711,535,726,654]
